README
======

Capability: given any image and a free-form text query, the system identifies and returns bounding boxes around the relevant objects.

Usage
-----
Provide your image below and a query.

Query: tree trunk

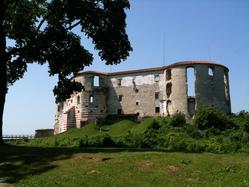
[0,0,7,144]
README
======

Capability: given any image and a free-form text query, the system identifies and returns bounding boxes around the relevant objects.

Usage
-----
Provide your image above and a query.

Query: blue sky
[4,0,249,134]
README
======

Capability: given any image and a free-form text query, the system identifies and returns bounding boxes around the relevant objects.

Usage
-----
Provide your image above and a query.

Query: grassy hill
[1,145,249,187]
[11,118,155,147]
[3,110,249,186]
[9,111,249,154]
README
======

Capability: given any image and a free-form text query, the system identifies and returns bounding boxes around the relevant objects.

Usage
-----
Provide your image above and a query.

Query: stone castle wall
[54,61,231,134]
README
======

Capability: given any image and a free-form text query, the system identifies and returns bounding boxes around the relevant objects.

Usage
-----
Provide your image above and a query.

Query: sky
[3,0,249,135]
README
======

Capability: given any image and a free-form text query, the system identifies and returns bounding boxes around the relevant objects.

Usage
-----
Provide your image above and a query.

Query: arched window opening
[208,67,214,76]
[93,76,100,87]
[166,69,171,81]
[166,82,172,98]
[187,67,195,97]
[166,100,172,116]
[89,95,94,103]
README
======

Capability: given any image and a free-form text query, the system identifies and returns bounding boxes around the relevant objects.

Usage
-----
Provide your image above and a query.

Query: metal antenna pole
[163,32,166,66]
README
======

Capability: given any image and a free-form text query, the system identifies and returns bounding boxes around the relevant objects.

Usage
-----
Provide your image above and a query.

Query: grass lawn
[1,145,249,187]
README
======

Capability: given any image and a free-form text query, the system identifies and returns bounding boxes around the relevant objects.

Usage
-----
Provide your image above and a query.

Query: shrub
[230,111,249,133]
[141,120,162,148]
[185,125,203,139]
[186,141,205,153]
[169,112,186,127]
[123,131,142,148]
[103,135,116,147]
[241,132,249,144]
[194,105,233,131]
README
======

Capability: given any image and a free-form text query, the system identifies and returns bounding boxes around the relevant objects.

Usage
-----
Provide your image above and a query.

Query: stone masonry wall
[54,61,231,134]
[107,71,165,117]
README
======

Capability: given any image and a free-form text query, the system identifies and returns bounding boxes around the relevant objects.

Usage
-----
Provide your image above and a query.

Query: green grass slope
[1,145,249,187]
[13,119,144,147]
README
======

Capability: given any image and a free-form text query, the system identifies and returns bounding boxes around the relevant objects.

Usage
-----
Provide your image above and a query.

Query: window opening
[117,109,122,114]
[166,100,172,116]
[208,67,214,76]
[77,96,80,105]
[166,69,171,80]
[224,71,230,104]
[155,92,159,99]
[89,95,94,103]
[117,78,122,86]
[187,67,195,97]
[118,95,123,102]
[155,107,160,113]
[93,76,100,87]
[166,82,172,98]
[154,74,160,82]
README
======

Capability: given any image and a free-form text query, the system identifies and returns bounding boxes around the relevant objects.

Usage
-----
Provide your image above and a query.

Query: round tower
[163,61,231,116]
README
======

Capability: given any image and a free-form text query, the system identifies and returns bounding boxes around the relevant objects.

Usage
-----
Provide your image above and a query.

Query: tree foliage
[0,0,132,143]
[3,0,132,101]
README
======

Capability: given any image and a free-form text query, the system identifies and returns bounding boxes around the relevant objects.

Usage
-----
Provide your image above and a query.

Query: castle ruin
[54,61,231,134]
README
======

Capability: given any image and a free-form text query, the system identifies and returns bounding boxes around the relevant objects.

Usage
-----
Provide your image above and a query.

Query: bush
[185,125,203,139]
[123,131,142,148]
[103,135,116,147]
[230,111,249,133]
[186,141,205,152]
[194,105,233,131]
[141,120,162,148]
[169,112,186,127]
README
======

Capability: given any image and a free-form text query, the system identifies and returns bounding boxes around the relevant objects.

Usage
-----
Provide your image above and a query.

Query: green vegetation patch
[1,145,249,187]
[8,106,249,154]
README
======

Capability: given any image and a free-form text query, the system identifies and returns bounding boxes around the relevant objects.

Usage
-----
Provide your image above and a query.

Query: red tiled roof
[77,60,228,77]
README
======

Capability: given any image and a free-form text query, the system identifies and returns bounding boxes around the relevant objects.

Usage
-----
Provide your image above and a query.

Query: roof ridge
[76,60,228,77]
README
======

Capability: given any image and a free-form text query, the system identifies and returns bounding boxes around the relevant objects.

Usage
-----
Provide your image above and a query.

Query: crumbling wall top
[74,60,228,78]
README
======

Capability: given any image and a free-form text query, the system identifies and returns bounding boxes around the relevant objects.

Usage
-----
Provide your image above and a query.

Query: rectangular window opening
[117,78,122,86]
[117,109,122,114]
[93,76,100,87]
[166,69,172,80]
[187,67,195,97]
[154,74,160,82]
[155,92,159,99]
[155,107,160,113]
[118,95,123,102]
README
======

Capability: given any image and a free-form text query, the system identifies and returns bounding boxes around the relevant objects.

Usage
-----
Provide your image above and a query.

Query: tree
[0,0,132,144]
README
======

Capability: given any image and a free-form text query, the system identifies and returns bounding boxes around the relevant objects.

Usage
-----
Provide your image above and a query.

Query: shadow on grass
[0,144,174,184]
